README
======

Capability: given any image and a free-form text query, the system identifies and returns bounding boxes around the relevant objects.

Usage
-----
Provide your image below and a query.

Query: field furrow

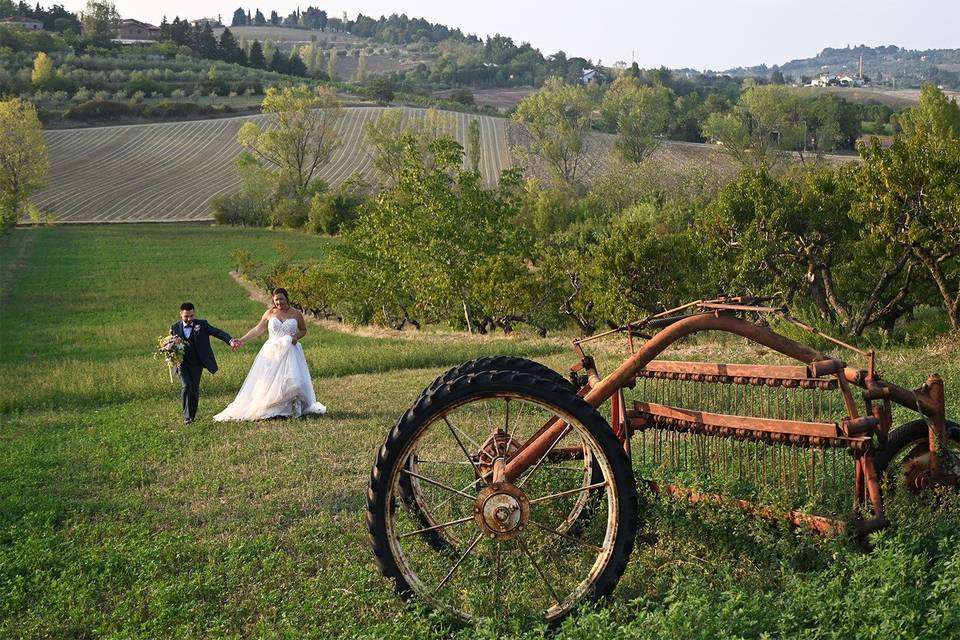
[37,108,515,223]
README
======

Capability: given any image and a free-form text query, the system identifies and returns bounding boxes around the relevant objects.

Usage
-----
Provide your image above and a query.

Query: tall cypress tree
[248,40,266,69]
[197,23,219,60]
[269,49,288,74]
[219,27,245,65]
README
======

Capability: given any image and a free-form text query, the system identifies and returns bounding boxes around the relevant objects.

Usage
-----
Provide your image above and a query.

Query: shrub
[125,71,161,95]
[170,88,186,99]
[271,197,310,229]
[307,186,363,235]
[210,192,270,226]
[64,99,140,121]
[145,101,200,118]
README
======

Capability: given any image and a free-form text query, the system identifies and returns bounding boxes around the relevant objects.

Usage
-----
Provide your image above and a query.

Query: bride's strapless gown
[214,317,326,421]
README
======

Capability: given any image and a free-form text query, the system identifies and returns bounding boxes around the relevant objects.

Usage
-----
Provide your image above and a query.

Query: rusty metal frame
[501,297,949,536]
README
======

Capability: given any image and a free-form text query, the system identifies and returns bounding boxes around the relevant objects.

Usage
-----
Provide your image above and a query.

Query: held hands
[230,338,243,350]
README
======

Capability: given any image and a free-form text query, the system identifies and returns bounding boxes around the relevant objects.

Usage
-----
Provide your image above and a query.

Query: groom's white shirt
[183,321,193,339]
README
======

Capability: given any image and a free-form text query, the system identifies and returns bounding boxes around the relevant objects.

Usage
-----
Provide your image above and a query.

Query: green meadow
[1,225,959,639]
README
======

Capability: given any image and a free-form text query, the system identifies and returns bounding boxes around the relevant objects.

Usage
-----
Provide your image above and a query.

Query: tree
[31,51,53,87]
[268,49,287,74]
[704,166,920,335]
[326,51,336,80]
[230,7,246,27]
[702,85,806,169]
[238,86,344,198]
[511,77,597,186]
[254,9,266,25]
[467,118,481,171]
[269,10,279,25]
[600,76,671,163]
[343,137,529,332]
[367,74,394,105]
[0,99,48,233]
[355,50,366,82]
[218,27,244,65]
[287,50,307,76]
[247,40,265,69]
[363,108,454,186]
[855,86,960,329]
[81,0,118,47]
[194,22,218,59]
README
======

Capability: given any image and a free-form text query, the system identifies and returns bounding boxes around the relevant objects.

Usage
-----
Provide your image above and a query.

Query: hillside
[720,44,960,89]
[34,107,513,222]
[213,25,432,79]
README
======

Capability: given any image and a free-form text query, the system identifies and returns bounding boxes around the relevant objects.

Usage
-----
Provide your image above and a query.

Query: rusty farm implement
[366,297,958,623]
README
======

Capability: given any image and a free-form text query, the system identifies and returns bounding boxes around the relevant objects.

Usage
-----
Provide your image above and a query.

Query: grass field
[2,225,959,639]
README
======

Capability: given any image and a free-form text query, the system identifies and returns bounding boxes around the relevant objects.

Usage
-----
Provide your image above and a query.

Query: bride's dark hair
[272,287,290,299]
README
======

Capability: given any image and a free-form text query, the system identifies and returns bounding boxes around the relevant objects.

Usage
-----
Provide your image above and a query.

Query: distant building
[0,16,44,30]
[192,17,223,28]
[581,68,607,84]
[115,18,160,41]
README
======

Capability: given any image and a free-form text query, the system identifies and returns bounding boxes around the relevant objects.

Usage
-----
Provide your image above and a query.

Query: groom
[171,302,239,424]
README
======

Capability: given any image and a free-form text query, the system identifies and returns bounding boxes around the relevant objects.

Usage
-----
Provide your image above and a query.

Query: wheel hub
[474,482,529,540]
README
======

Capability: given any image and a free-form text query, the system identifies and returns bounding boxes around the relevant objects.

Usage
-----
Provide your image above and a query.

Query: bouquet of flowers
[154,334,187,383]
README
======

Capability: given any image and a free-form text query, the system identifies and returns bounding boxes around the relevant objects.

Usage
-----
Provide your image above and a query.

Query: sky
[58,0,959,71]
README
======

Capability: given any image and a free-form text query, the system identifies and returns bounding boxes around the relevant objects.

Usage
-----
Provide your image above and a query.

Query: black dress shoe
[184,418,194,424]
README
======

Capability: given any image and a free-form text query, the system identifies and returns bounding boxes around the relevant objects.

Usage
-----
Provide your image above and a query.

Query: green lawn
[1,225,959,639]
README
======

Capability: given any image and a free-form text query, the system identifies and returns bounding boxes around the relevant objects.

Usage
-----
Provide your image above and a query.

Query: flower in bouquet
[154,334,187,383]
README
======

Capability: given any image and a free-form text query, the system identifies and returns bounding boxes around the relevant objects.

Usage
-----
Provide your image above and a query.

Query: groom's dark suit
[170,319,233,422]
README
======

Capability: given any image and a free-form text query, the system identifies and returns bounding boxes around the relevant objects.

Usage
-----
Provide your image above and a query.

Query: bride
[214,287,326,421]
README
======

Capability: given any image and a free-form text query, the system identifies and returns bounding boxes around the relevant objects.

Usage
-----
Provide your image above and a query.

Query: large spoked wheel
[400,358,598,552]
[875,419,960,493]
[367,370,638,625]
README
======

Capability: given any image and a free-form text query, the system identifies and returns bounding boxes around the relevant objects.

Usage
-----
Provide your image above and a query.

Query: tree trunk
[805,257,833,320]
[818,257,850,324]
[461,294,475,335]
[850,247,912,336]
[912,244,960,330]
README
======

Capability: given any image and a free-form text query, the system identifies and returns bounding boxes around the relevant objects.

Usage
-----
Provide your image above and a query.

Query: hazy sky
[60,0,959,71]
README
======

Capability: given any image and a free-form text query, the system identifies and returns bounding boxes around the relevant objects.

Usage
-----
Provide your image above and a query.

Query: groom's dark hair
[180,302,195,311]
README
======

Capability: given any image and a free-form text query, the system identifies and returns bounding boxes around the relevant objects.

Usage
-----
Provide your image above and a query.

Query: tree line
[215,81,960,338]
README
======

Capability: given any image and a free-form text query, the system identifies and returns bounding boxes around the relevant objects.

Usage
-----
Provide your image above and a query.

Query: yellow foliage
[31,51,54,87]
[0,98,49,231]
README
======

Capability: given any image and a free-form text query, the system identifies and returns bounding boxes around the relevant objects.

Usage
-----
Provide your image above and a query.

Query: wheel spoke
[398,515,474,539]
[528,519,605,552]
[529,480,608,504]
[402,468,477,501]
[432,532,484,594]
[499,398,510,457]
[516,534,560,605]
[517,424,572,489]
[444,416,490,483]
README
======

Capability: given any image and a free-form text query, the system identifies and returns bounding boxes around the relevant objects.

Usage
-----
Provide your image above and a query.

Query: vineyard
[34,107,515,223]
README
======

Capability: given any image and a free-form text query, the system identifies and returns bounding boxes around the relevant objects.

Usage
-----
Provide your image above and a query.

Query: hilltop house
[581,68,607,85]
[115,18,160,41]
[192,17,222,28]
[0,16,44,30]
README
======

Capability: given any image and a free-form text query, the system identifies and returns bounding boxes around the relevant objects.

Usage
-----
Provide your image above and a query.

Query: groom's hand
[230,339,241,350]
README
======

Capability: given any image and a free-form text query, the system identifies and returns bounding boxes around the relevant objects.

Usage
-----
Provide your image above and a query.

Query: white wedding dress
[214,317,327,421]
